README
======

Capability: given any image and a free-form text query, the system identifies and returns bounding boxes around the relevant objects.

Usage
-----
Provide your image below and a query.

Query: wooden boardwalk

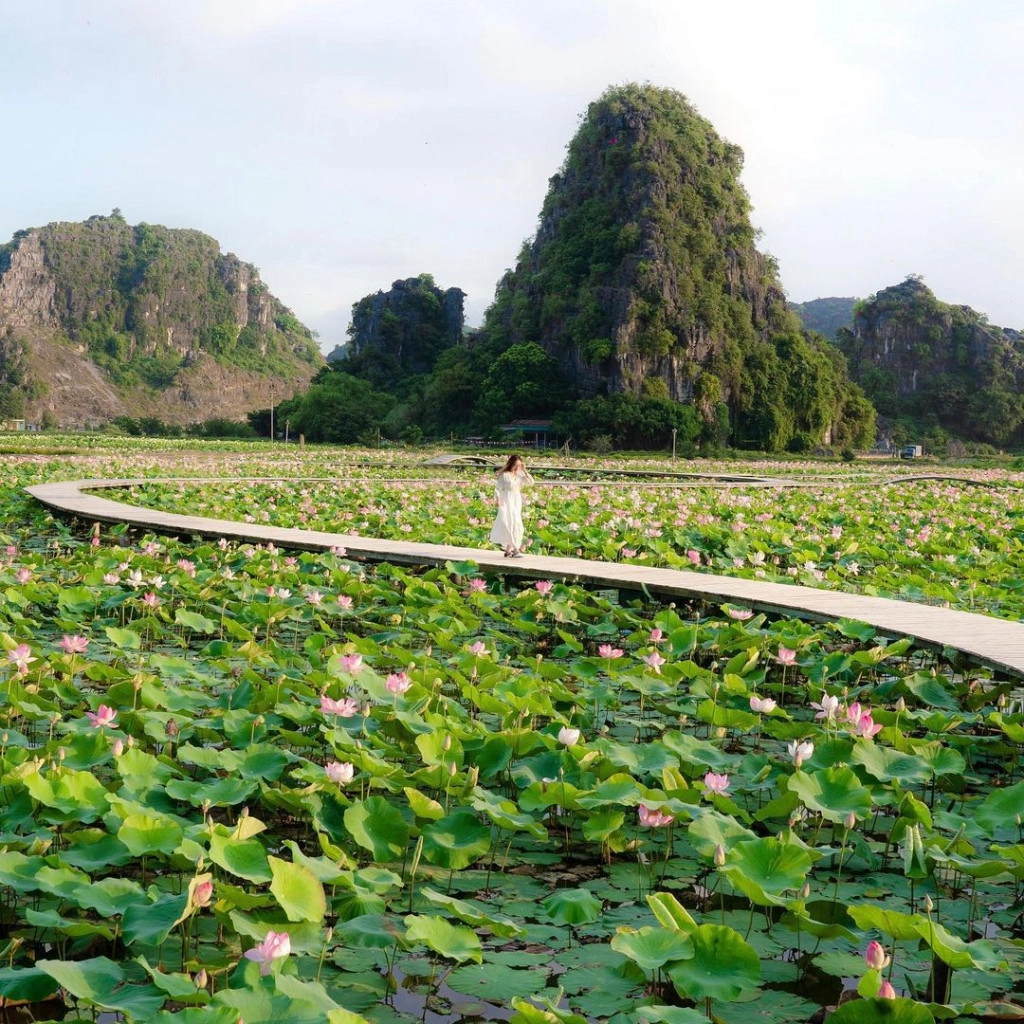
[27,477,1024,679]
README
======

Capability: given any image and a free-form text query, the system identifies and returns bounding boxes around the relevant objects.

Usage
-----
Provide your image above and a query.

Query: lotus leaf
[788,766,874,824]
[665,923,760,1002]
[403,914,483,963]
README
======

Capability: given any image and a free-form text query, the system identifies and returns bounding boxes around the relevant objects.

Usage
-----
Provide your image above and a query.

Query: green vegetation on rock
[0,212,322,427]
[838,275,1024,448]
[480,83,874,452]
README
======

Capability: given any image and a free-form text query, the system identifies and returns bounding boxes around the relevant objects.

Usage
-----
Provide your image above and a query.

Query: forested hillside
[316,84,875,453]
[790,297,857,340]
[0,212,322,428]
[838,275,1024,447]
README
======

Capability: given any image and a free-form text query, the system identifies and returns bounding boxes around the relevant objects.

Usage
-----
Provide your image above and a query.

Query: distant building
[500,419,555,449]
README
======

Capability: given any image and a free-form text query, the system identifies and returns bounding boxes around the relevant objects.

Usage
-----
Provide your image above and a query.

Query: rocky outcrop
[483,84,797,404]
[0,214,323,427]
[0,234,59,329]
[348,275,465,376]
[838,276,1024,443]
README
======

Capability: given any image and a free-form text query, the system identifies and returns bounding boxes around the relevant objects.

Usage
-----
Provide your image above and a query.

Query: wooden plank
[26,477,1024,679]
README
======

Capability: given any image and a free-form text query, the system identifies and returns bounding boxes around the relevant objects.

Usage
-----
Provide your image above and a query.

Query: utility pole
[672,427,677,459]
[269,384,275,443]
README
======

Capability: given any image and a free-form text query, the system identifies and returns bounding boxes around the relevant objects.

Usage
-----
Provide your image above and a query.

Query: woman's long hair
[500,453,523,474]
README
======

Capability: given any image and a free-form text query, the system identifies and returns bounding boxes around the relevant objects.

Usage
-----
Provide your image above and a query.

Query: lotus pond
[1,442,1023,1023]
[120,468,1024,620]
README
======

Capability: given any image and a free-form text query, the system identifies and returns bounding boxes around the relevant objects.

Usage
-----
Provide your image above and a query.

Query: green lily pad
[403,914,482,963]
[665,924,760,1002]
[611,925,693,971]
[269,855,327,923]
[447,962,548,1001]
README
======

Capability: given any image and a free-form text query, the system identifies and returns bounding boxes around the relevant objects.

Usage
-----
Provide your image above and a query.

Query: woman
[489,453,533,557]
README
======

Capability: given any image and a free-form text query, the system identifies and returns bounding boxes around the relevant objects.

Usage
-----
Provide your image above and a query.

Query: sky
[3,0,1024,353]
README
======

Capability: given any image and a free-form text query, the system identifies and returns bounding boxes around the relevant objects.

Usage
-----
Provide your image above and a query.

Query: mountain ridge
[0,212,323,427]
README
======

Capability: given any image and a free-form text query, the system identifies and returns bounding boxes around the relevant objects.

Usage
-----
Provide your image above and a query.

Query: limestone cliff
[481,83,871,451]
[484,83,796,403]
[347,275,465,376]
[838,276,1024,443]
[0,213,323,427]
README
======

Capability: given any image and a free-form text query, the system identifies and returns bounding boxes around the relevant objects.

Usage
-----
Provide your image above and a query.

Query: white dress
[489,470,530,550]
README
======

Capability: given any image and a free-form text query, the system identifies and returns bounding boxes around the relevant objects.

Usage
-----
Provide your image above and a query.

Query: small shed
[500,419,555,449]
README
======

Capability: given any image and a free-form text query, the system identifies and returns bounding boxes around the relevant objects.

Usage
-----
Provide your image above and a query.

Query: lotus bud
[443,734,452,751]
[714,844,726,868]
[895,697,906,713]
[58,747,66,761]
[923,894,934,913]
[112,738,124,756]
[192,880,214,908]
[801,883,811,899]
[194,968,208,989]
[325,927,334,943]
[878,980,896,999]
[864,940,889,970]
[845,812,857,831]
[448,761,457,777]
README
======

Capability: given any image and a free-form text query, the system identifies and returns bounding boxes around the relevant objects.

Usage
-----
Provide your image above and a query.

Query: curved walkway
[26,477,1024,679]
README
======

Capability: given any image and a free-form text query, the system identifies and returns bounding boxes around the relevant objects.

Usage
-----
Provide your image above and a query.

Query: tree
[474,343,566,431]
[286,370,394,443]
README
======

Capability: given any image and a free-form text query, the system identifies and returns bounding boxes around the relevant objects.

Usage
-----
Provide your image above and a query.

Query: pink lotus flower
[750,694,777,714]
[642,651,665,674]
[469,641,488,656]
[557,726,580,746]
[597,644,623,659]
[336,594,353,611]
[864,940,889,971]
[60,635,90,655]
[86,705,118,729]
[788,740,814,768]
[468,578,487,592]
[386,672,412,695]
[244,929,291,974]
[776,647,797,666]
[686,549,701,565]
[306,590,323,606]
[726,607,753,621]
[850,711,883,738]
[142,592,161,609]
[7,644,36,675]
[325,761,354,785]
[649,628,663,643]
[703,772,730,797]
[14,568,32,584]
[338,654,363,674]
[811,693,840,720]
[878,980,896,999]
[638,804,674,827]
[330,545,347,557]
[535,580,553,596]
[320,695,359,717]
